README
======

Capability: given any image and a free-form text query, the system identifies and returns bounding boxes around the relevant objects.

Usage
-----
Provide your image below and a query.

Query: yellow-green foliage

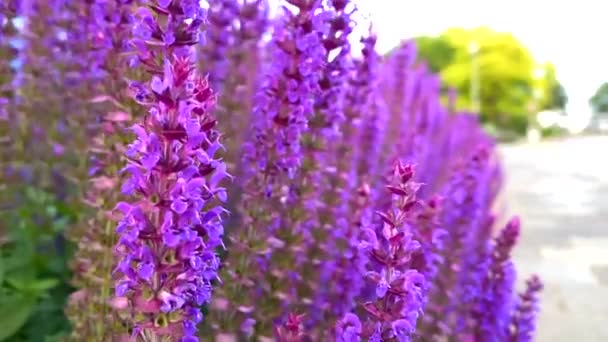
[414,27,566,134]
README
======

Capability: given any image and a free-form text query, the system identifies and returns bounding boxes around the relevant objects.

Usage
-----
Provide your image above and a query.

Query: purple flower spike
[508,275,543,342]
[199,0,240,92]
[471,217,522,340]
[210,0,326,336]
[113,1,228,340]
[341,162,426,341]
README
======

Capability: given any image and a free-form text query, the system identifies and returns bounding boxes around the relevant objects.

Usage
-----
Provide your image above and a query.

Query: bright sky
[350,0,608,119]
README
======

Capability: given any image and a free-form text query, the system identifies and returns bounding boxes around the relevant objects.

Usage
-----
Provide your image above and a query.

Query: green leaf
[2,254,32,277]
[44,331,71,342]
[0,295,36,341]
[0,257,4,286]
[6,276,29,291]
[5,277,58,296]
[28,279,59,292]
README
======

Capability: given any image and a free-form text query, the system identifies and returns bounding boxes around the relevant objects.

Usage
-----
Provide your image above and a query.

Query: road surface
[499,135,608,342]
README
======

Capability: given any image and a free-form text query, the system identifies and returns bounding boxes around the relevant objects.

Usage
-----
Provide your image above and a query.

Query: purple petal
[138,262,154,280]
[216,189,227,202]
[185,178,205,199]
[151,76,166,94]
[210,162,227,188]
[115,202,132,214]
[141,152,160,170]
[376,278,389,298]
[171,198,188,214]
[116,282,130,296]
[131,124,147,141]
[180,165,198,181]
[163,231,181,248]
[189,256,202,269]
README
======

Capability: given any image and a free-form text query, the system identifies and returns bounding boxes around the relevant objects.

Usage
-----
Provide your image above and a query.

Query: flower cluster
[199,0,240,92]
[509,275,544,341]
[112,1,228,341]
[0,0,19,164]
[241,0,326,181]
[354,32,387,191]
[382,40,418,163]
[294,0,357,327]
[207,0,328,337]
[65,1,140,339]
[472,217,521,340]
[336,163,426,342]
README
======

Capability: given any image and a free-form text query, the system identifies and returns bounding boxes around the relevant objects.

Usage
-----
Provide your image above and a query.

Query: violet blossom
[200,0,239,92]
[473,217,521,341]
[208,0,326,337]
[339,162,426,342]
[297,0,358,328]
[205,0,269,173]
[66,0,139,339]
[113,2,228,341]
[508,275,543,342]
[381,39,418,164]
[418,145,495,337]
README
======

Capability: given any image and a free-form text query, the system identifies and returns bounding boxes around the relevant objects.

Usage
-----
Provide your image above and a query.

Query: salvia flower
[65,1,141,339]
[241,0,326,181]
[381,39,418,163]
[68,109,132,340]
[472,217,521,340]
[113,1,228,340]
[2,2,547,341]
[325,28,378,232]
[208,0,326,337]
[355,36,390,211]
[0,0,20,152]
[204,0,269,172]
[314,35,385,327]
[341,162,426,341]
[315,0,354,137]
[200,0,239,92]
[508,275,543,342]
[296,0,357,327]
[409,195,447,289]
[420,145,496,336]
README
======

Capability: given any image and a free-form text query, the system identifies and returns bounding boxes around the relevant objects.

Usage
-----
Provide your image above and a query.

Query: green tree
[442,28,535,132]
[414,35,457,73]
[590,82,608,113]
[412,27,562,134]
[550,83,568,110]
[536,63,567,111]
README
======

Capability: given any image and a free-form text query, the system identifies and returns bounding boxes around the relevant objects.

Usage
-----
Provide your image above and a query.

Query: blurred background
[342,0,608,340]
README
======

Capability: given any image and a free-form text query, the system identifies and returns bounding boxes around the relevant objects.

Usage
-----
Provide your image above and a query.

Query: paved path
[499,135,608,342]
